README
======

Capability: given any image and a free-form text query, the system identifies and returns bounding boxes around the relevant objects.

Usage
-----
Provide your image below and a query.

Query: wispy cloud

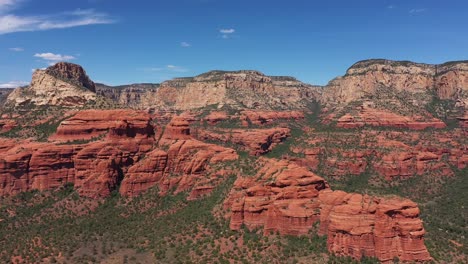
[387,5,396,9]
[409,8,426,14]
[0,8,115,35]
[0,80,28,88]
[220,28,235,39]
[180,41,191,47]
[34,52,75,65]
[143,67,163,72]
[9,47,23,51]
[141,65,189,73]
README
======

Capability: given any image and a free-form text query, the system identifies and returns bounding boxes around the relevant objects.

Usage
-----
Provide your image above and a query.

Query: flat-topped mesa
[46,62,96,92]
[323,59,468,105]
[6,62,97,107]
[154,70,321,110]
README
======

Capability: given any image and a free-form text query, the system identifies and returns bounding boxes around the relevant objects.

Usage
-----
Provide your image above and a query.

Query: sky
[0,0,467,87]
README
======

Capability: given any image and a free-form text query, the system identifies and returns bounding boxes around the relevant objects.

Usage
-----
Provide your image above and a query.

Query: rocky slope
[96,83,160,109]
[5,62,96,107]
[0,88,13,105]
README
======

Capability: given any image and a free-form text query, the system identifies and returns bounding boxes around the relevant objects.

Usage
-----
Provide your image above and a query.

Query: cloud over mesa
[34,53,76,65]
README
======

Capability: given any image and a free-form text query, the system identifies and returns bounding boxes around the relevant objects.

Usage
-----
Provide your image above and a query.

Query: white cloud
[387,5,395,9]
[144,67,163,72]
[34,53,75,63]
[180,41,191,47]
[0,8,115,35]
[0,0,22,13]
[0,80,28,88]
[409,8,426,14]
[220,28,235,34]
[9,47,23,51]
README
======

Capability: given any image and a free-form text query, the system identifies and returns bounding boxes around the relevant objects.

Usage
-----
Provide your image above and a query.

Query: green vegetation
[34,118,67,141]
[425,89,460,129]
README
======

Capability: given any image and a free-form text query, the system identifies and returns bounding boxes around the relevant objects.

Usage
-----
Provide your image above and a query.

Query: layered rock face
[323,59,468,106]
[50,109,155,142]
[6,63,96,107]
[203,110,305,126]
[224,158,432,262]
[336,106,446,130]
[239,110,304,126]
[319,190,431,262]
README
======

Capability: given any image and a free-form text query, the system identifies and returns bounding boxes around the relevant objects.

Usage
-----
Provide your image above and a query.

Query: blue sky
[1,0,467,87]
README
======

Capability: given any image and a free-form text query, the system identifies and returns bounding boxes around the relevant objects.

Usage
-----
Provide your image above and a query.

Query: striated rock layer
[336,106,446,130]
[224,158,432,262]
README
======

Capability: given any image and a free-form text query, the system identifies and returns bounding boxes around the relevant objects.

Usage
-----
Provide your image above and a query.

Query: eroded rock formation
[0,111,238,199]
[224,158,432,262]
[195,127,290,155]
